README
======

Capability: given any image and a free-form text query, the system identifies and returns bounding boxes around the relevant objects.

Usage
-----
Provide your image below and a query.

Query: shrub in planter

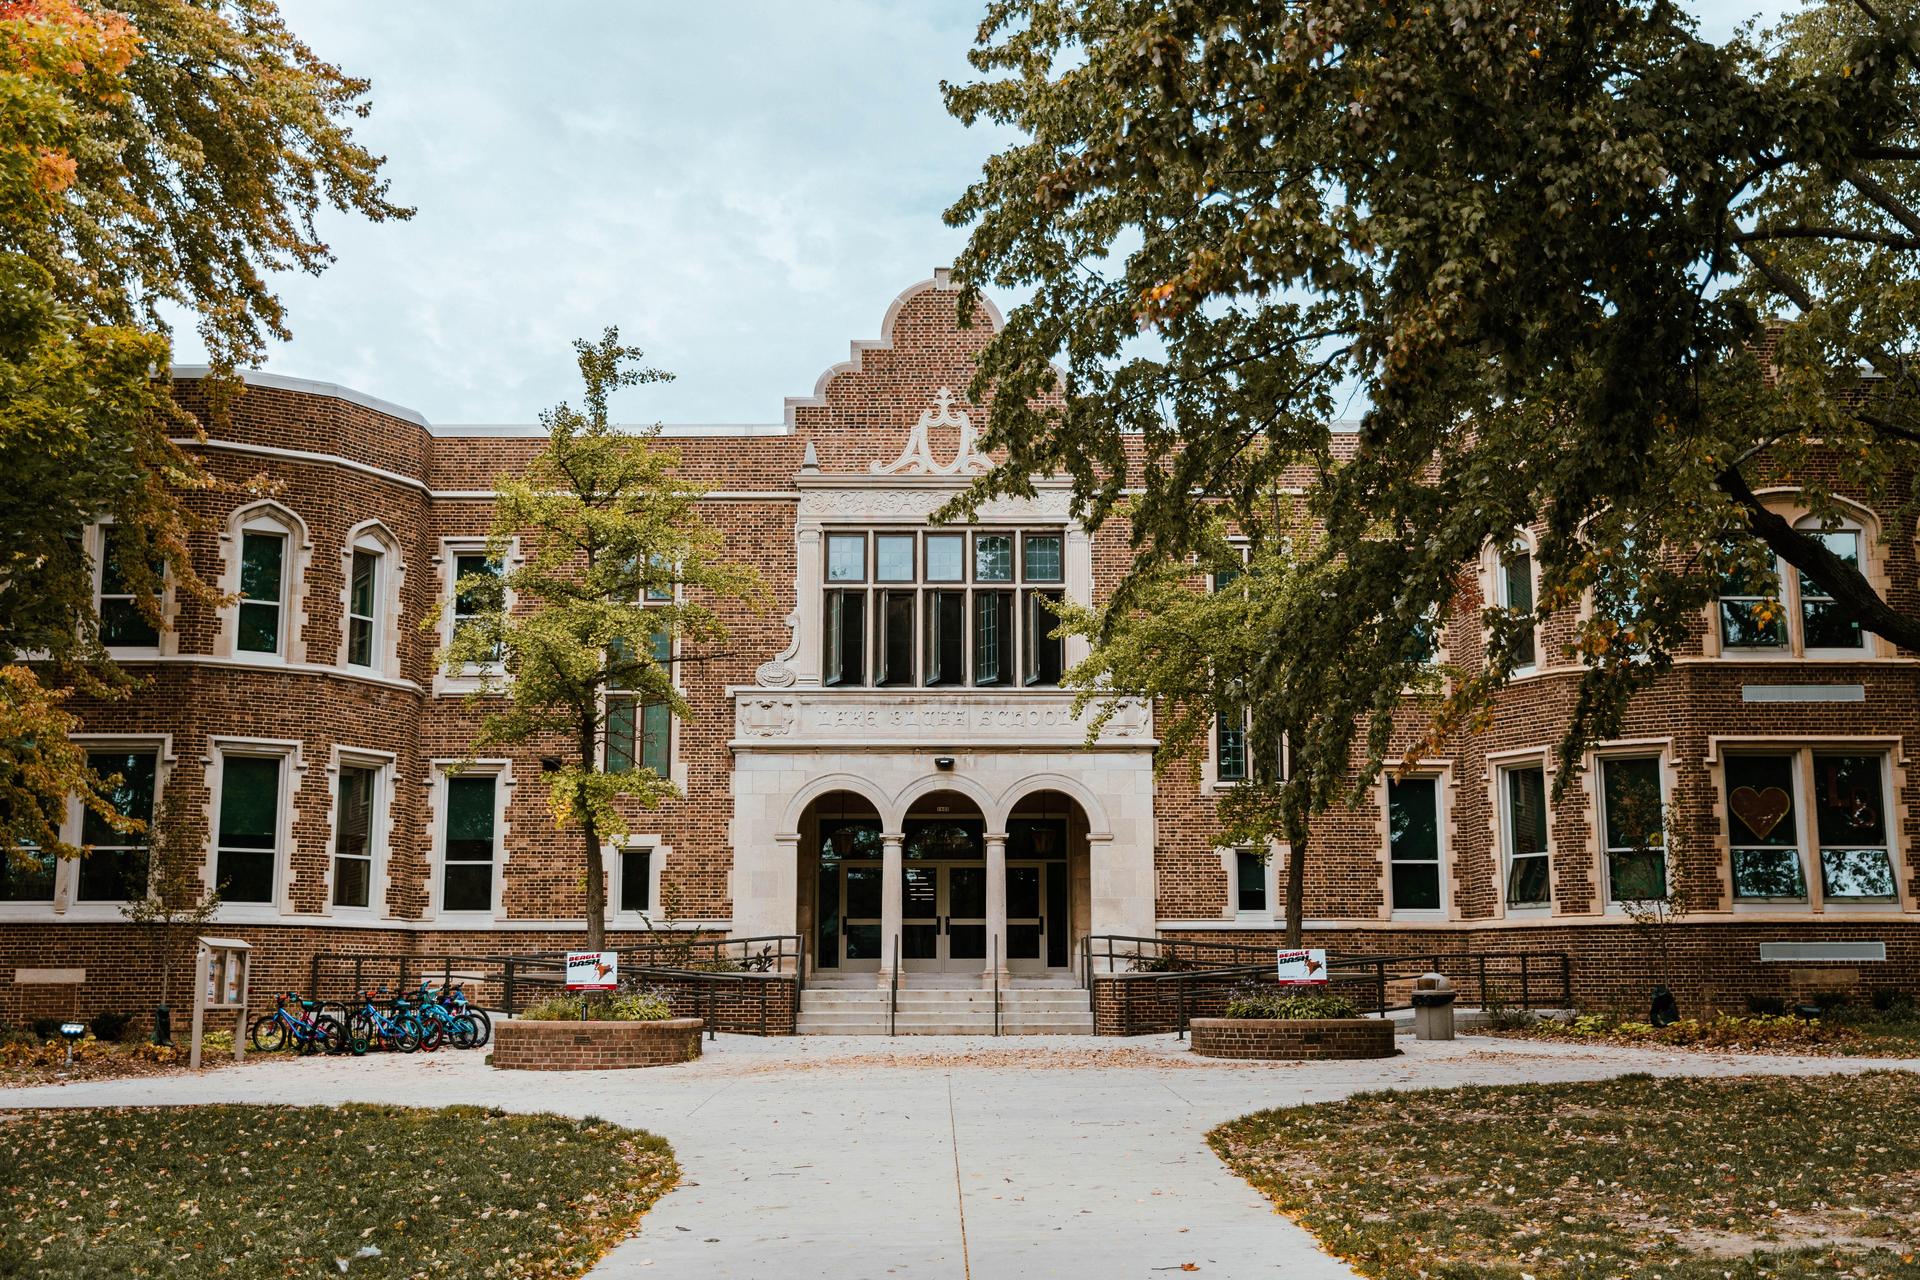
[517,990,674,1022]
[1224,991,1360,1021]
[30,1017,66,1042]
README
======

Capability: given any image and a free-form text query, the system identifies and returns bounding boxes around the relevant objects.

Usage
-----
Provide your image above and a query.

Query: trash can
[1411,973,1456,1041]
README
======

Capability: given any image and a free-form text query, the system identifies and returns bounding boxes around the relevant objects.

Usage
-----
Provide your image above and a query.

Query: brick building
[3,270,1916,1028]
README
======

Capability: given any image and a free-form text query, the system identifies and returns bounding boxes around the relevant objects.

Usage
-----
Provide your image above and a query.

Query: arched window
[340,521,404,678]
[1713,507,1874,658]
[222,503,310,663]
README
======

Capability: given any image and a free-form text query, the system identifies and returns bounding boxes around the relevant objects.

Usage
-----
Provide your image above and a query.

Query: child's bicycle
[345,988,423,1055]
[248,993,347,1055]
[412,982,480,1050]
[440,982,491,1049]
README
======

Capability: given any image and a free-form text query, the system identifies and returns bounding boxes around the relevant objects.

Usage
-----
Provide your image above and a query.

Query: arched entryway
[797,783,1091,984]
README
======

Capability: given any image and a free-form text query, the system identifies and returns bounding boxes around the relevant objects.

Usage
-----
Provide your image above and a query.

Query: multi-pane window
[1234,848,1267,914]
[619,846,652,914]
[98,525,159,648]
[1499,546,1537,669]
[1725,755,1806,900]
[452,552,503,663]
[78,751,156,902]
[346,549,380,668]
[441,775,498,913]
[0,842,55,901]
[1502,765,1551,908]
[1388,776,1443,911]
[1813,753,1896,900]
[1217,711,1248,783]
[332,765,377,909]
[237,530,287,654]
[606,627,671,776]
[820,529,1064,688]
[1601,756,1665,902]
[1717,523,1867,654]
[216,755,281,903]
[1799,529,1863,651]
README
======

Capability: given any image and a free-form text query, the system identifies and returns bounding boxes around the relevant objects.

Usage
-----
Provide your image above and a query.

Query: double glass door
[901,863,987,971]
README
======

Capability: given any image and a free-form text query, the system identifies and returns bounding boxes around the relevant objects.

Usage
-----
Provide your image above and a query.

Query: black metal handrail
[889,935,900,1037]
[992,934,1001,1037]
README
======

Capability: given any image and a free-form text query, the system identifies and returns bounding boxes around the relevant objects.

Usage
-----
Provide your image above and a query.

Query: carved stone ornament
[738,696,800,738]
[870,387,990,476]
[755,610,802,688]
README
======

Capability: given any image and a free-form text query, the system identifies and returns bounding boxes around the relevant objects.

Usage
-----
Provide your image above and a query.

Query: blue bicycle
[249,993,347,1055]
[345,988,422,1054]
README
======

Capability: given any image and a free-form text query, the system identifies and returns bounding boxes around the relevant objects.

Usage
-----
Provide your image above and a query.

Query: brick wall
[490,1017,703,1070]
[1188,1016,1396,1060]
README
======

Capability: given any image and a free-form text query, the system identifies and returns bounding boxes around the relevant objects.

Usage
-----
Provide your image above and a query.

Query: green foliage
[0,1104,676,1279]
[943,0,1920,837]
[519,989,676,1022]
[0,0,406,870]
[432,330,762,947]
[1222,990,1360,1020]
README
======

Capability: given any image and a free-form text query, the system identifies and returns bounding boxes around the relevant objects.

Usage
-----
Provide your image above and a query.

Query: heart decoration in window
[1729,785,1792,841]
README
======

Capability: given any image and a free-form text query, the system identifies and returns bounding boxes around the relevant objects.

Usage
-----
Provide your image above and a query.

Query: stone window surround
[1580,738,1674,916]
[204,734,306,923]
[611,836,668,923]
[323,745,396,920]
[432,537,520,696]
[91,519,174,658]
[1375,761,1454,922]
[217,501,313,665]
[1216,839,1284,924]
[601,587,687,793]
[1706,495,1887,661]
[424,758,514,921]
[1702,734,1911,917]
[0,733,176,923]
[339,520,406,680]
[1484,745,1557,920]
[759,476,1091,691]
[1480,530,1541,677]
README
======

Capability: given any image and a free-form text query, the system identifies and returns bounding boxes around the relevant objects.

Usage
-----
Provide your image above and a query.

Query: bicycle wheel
[417,1016,443,1052]
[250,1015,287,1053]
[295,1018,325,1056]
[346,1011,374,1055]
[317,1014,349,1056]
[449,1014,477,1050]
[393,1015,422,1054]
[466,1008,492,1048]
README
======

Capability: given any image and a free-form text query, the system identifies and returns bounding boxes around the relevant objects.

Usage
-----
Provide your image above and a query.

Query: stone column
[984,832,1009,988]
[877,832,904,989]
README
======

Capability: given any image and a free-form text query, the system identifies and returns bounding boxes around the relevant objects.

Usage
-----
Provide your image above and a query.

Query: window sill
[1388,909,1449,923]
[1503,904,1554,919]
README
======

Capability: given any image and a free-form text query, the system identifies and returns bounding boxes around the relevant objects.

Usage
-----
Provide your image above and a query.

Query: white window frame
[1220,842,1279,923]
[1493,536,1539,675]
[1710,504,1881,660]
[1494,753,1554,916]
[219,502,310,666]
[1592,745,1672,913]
[427,759,513,920]
[1383,768,1450,921]
[326,747,393,919]
[92,520,166,657]
[1720,750,1811,906]
[206,736,303,921]
[0,734,173,922]
[435,538,515,694]
[340,521,404,679]
[612,837,667,923]
[602,577,684,790]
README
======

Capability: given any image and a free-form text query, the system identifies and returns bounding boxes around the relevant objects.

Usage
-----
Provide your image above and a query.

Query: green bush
[517,990,675,1022]
[89,1011,136,1043]
[1224,991,1361,1020]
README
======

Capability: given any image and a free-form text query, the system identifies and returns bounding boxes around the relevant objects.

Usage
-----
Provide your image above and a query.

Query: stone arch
[990,773,1113,838]
[778,773,891,839]
[890,772,999,833]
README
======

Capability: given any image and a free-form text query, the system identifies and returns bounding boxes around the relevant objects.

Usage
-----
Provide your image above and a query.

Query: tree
[432,331,762,953]
[0,0,408,868]
[941,0,1920,855]
[120,788,222,1039]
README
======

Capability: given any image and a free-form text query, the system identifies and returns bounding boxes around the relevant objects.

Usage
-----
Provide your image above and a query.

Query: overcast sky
[169,0,1799,427]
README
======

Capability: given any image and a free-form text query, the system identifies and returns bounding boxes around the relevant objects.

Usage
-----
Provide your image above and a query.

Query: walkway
[4,1034,1912,1279]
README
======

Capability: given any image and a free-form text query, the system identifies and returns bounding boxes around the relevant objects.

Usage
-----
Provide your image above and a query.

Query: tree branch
[1843,166,1920,241]
[1716,464,1920,652]
[1732,224,1920,250]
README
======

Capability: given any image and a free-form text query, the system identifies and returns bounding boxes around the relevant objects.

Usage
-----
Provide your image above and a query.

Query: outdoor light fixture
[934,756,955,771]
[829,792,856,858]
[58,1022,85,1066]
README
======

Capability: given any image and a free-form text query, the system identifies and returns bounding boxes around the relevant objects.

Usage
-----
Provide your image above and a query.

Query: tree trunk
[1283,804,1308,950]
[580,720,606,954]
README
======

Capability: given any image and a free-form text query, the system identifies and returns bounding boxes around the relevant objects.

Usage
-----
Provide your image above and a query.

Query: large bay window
[1720,749,1898,905]
[819,529,1064,688]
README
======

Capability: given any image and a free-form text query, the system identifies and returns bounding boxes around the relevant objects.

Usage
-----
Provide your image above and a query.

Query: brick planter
[1189,1017,1395,1061]
[491,1017,703,1070]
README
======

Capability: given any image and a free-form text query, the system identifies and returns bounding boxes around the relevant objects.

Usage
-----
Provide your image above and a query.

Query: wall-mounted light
[934,756,955,771]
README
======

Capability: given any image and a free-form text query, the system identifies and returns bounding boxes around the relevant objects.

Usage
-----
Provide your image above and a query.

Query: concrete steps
[796,986,1094,1035]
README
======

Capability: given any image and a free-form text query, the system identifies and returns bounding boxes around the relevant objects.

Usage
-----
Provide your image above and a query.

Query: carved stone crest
[870,387,990,476]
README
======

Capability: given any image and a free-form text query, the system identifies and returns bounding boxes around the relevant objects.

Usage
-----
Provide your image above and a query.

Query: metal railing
[1079,934,1280,986]
[992,934,1001,1037]
[889,935,900,1037]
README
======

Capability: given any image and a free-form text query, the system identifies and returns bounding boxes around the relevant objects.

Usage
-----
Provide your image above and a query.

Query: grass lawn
[0,1104,676,1279]
[1212,1072,1920,1280]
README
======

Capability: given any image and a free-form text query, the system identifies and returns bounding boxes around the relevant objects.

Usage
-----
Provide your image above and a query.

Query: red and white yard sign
[1276,948,1329,985]
[565,951,619,991]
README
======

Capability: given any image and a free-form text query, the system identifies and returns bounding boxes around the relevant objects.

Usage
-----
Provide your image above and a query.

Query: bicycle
[249,994,346,1055]
[346,988,422,1054]
[412,982,479,1049]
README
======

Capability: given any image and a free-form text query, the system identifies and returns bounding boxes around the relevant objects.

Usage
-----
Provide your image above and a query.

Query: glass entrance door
[900,862,986,972]
[1006,861,1070,974]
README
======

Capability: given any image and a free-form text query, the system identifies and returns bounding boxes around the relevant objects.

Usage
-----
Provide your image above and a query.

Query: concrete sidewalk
[4,1034,1912,1279]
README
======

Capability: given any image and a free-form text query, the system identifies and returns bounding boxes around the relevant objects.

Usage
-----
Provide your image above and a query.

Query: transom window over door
[821,529,1065,688]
